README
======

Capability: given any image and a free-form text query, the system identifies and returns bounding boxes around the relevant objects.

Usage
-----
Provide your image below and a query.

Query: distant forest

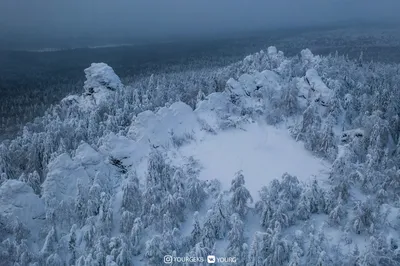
[1,26,400,140]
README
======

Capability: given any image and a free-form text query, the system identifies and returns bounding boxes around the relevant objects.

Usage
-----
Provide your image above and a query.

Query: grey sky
[1,0,400,43]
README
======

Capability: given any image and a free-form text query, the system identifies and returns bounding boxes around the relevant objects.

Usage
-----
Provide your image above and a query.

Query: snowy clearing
[179,121,331,202]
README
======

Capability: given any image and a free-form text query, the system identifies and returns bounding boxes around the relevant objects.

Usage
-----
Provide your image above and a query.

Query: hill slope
[1,46,400,265]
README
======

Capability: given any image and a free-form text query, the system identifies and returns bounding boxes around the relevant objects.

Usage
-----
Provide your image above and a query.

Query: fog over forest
[1,0,400,49]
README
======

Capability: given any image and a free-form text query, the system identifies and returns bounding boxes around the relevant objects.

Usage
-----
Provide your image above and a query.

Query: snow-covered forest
[1,46,400,266]
[2,26,400,141]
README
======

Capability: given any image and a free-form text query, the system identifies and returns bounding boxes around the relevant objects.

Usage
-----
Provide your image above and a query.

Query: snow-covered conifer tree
[87,182,101,217]
[247,231,269,266]
[130,218,144,256]
[68,224,78,265]
[75,182,88,225]
[146,149,172,192]
[190,212,202,247]
[144,235,166,266]
[229,171,253,218]
[185,177,207,210]
[120,211,135,235]
[121,170,142,215]
[46,253,63,266]
[41,227,57,258]
[226,214,247,262]
[288,242,303,266]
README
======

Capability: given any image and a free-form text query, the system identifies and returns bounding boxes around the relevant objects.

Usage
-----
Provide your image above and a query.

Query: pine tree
[98,192,113,235]
[185,177,207,210]
[298,102,322,151]
[116,241,130,266]
[171,169,186,194]
[120,211,135,234]
[146,149,172,192]
[296,195,311,221]
[41,227,57,258]
[87,182,101,217]
[162,211,174,233]
[328,195,346,226]
[130,218,143,255]
[190,212,202,247]
[45,253,63,266]
[196,89,206,108]
[189,242,211,266]
[229,171,253,218]
[201,210,218,249]
[226,214,246,261]
[75,182,88,224]
[280,173,302,210]
[68,224,77,265]
[161,192,186,226]
[288,242,303,266]
[27,171,41,195]
[144,235,166,266]
[121,170,142,215]
[304,180,326,214]
[347,244,361,265]
[280,79,300,116]
[247,232,268,266]
[306,232,323,265]
[264,222,290,266]
[318,114,337,159]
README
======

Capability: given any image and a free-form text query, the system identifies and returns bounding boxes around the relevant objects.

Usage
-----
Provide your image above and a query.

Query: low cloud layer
[1,0,400,44]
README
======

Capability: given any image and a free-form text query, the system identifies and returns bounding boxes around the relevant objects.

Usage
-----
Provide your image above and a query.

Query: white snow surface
[43,153,91,210]
[177,121,330,202]
[0,180,45,241]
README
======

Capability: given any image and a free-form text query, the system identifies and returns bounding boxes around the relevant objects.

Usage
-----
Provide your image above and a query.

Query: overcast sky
[1,0,400,44]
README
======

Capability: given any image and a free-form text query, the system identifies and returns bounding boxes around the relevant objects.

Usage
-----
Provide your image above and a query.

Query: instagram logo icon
[164,255,173,264]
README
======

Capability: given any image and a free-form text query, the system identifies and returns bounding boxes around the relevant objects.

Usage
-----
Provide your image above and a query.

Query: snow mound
[43,153,91,211]
[0,180,45,239]
[128,102,199,146]
[178,122,329,202]
[195,92,233,131]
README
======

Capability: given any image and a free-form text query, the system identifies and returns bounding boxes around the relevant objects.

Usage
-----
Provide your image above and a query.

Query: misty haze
[1,1,400,266]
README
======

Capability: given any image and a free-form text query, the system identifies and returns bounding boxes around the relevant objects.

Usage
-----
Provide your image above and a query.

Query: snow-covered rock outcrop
[128,102,199,145]
[42,154,91,211]
[296,68,334,109]
[83,63,123,94]
[305,68,334,106]
[82,63,123,108]
[60,63,124,111]
[0,180,45,241]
